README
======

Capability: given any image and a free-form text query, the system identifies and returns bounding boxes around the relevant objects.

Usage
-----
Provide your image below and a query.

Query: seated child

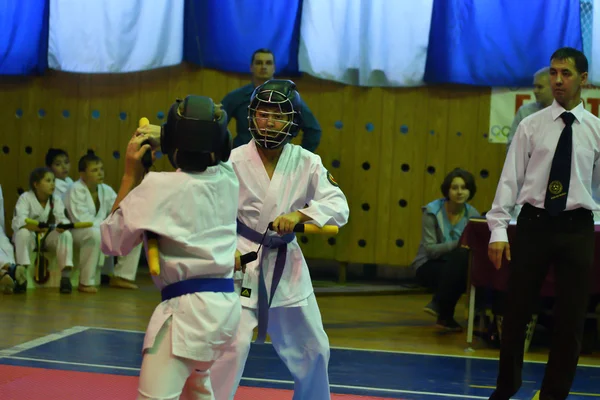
[65,153,141,293]
[45,148,74,201]
[11,168,76,293]
[0,184,16,293]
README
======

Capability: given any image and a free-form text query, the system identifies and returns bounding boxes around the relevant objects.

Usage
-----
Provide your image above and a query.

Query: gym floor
[1,270,598,399]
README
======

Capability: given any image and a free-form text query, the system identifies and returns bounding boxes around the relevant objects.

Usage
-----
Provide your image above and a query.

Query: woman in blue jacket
[411,168,480,331]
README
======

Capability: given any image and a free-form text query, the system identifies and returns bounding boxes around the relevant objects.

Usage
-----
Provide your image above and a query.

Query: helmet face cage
[248,89,299,149]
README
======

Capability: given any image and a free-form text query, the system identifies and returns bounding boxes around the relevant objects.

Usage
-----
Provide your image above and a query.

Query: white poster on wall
[488,85,600,144]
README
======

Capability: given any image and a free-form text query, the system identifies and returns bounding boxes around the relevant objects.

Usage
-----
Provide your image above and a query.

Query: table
[460,218,600,347]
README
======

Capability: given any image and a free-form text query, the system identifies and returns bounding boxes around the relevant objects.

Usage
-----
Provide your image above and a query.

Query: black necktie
[545,112,576,216]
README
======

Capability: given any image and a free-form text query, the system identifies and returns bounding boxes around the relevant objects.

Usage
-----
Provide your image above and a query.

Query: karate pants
[0,233,15,265]
[71,227,141,285]
[210,293,331,400]
[101,242,142,281]
[14,228,73,270]
[138,317,215,400]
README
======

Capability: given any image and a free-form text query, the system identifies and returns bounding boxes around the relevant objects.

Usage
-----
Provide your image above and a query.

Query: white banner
[48,0,183,73]
[298,0,433,87]
[489,86,600,144]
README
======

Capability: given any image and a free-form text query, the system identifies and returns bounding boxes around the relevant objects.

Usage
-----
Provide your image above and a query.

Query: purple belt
[237,219,294,344]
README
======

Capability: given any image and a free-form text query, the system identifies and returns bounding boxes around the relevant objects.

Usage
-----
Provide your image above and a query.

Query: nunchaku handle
[238,251,258,266]
[145,231,256,275]
[267,222,339,235]
[146,231,161,276]
[139,117,153,170]
[25,218,93,230]
[138,118,158,275]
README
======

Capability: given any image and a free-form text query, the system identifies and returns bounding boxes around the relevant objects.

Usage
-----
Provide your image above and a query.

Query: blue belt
[236,219,294,344]
[161,278,234,302]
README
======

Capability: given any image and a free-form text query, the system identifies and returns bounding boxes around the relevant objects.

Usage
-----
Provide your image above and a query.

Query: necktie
[545,112,576,216]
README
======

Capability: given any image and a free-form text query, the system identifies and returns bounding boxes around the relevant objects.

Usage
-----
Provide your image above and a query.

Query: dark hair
[174,151,214,173]
[78,152,102,172]
[29,167,53,192]
[251,48,275,65]
[45,148,69,167]
[550,47,588,74]
[440,168,476,201]
[29,167,55,223]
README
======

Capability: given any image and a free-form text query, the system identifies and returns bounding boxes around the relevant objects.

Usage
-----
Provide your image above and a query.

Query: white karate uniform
[11,191,73,271]
[0,185,15,265]
[100,166,241,400]
[210,141,350,400]
[0,184,6,234]
[65,179,141,285]
[54,177,74,202]
[0,228,14,266]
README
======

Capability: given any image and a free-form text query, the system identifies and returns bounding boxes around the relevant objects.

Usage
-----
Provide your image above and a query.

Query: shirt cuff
[490,228,508,244]
[297,207,328,227]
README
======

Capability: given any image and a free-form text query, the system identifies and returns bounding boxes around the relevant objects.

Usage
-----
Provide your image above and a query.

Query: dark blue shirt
[221,83,322,152]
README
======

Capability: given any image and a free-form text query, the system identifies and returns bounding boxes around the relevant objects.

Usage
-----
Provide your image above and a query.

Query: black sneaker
[436,318,463,332]
[423,300,440,317]
[0,268,15,294]
[100,274,111,286]
[60,277,72,294]
[9,265,27,294]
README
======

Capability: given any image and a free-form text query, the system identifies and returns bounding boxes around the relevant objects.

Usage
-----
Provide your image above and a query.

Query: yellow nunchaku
[25,218,93,230]
[25,218,94,283]
[138,117,161,276]
[267,222,339,235]
[239,223,340,266]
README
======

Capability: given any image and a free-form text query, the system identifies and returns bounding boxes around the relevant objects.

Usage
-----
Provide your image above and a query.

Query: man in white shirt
[486,48,600,400]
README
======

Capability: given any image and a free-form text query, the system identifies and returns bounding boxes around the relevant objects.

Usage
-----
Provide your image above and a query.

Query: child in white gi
[0,228,15,294]
[45,148,74,201]
[11,167,75,293]
[0,237,15,294]
[101,96,241,400]
[65,153,141,292]
[0,184,16,293]
[209,79,350,400]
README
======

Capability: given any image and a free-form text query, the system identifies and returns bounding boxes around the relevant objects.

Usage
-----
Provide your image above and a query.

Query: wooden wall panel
[389,88,430,266]
[373,88,397,265]
[0,78,25,234]
[0,65,506,267]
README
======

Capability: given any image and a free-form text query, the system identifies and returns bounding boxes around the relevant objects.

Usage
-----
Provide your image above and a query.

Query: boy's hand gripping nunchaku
[236,223,340,269]
[138,117,161,276]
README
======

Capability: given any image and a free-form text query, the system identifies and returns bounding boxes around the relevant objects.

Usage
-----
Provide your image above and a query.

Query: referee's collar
[551,99,585,124]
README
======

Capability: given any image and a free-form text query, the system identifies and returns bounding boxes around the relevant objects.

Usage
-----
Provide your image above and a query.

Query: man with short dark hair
[487,47,600,400]
[221,49,322,152]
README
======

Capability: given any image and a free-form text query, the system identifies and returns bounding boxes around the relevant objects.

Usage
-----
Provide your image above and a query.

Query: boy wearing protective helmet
[209,79,350,400]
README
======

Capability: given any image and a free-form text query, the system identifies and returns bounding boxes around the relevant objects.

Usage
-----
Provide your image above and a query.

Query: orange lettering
[587,98,600,117]
[515,94,531,113]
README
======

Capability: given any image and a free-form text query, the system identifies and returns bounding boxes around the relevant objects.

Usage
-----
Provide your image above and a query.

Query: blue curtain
[183,0,302,75]
[424,0,583,86]
[0,0,49,75]
[588,0,599,85]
